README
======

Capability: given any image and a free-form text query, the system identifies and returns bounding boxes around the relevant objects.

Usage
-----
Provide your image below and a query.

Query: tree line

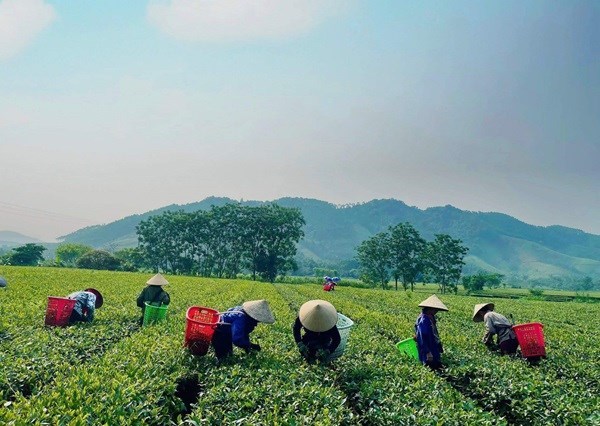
[355,222,469,293]
[13,209,599,293]
[0,217,468,291]
[0,204,305,283]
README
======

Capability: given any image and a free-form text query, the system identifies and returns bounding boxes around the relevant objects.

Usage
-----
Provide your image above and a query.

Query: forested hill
[60,197,600,280]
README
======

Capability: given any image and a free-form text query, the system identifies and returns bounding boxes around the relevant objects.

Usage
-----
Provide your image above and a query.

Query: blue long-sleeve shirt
[415,313,442,364]
[220,306,257,349]
[67,291,96,322]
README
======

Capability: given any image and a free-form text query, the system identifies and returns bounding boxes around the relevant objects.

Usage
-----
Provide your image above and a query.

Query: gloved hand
[249,343,261,352]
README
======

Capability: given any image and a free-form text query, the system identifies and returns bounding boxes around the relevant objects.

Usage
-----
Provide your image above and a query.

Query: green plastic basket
[143,302,169,326]
[396,338,419,360]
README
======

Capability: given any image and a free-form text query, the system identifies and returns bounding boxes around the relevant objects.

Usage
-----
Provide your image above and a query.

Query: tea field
[0,267,598,425]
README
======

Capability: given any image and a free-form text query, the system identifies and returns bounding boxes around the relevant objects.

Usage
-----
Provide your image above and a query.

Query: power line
[0,201,96,224]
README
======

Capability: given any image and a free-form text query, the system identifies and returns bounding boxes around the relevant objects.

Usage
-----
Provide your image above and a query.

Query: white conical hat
[242,300,275,324]
[418,295,448,311]
[472,303,494,322]
[299,300,338,332]
[146,273,169,286]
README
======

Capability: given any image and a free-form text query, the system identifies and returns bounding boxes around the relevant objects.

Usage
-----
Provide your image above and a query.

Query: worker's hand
[249,343,261,352]
[426,352,433,362]
[297,342,308,356]
[316,349,331,361]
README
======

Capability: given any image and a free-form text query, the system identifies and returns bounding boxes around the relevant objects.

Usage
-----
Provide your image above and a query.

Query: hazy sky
[1,0,599,241]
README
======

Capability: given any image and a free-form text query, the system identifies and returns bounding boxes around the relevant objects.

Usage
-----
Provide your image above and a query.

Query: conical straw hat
[242,300,275,324]
[472,303,494,322]
[299,300,338,332]
[418,295,448,312]
[146,273,169,286]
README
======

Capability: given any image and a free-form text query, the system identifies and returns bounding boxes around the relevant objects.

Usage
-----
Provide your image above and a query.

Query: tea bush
[0,267,598,425]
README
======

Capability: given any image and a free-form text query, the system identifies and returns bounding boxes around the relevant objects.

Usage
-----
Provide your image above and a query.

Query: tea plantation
[0,267,598,425]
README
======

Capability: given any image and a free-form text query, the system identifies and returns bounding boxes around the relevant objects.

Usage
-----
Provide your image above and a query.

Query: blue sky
[1,0,599,241]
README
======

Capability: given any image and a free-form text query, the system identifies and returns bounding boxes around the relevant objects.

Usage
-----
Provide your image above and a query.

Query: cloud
[0,0,55,60]
[147,0,349,42]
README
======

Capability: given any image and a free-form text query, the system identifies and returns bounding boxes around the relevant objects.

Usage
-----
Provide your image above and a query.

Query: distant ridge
[59,197,600,280]
[0,230,42,246]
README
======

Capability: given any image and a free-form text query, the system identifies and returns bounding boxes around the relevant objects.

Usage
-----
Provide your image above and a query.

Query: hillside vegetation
[59,197,600,281]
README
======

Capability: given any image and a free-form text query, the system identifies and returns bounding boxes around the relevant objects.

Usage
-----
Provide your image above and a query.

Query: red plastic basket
[184,306,220,356]
[513,322,546,358]
[45,297,76,327]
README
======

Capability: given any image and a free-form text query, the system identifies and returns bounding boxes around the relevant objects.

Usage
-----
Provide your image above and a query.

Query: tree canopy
[356,225,468,293]
[388,223,427,291]
[462,272,505,293]
[76,250,122,271]
[55,243,94,267]
[136,203,305,282]
[3,244,46,266]
[426,234,469,294]
[356,232,391,289]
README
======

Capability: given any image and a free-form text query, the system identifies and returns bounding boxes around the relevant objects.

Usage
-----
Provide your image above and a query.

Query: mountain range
[58,197,600,282]
[0,231,42,246]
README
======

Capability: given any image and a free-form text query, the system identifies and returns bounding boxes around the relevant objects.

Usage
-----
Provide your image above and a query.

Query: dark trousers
[425,359,443,370]
[500,338,519,355]
[211,323,233,360]
[69,310,85,324]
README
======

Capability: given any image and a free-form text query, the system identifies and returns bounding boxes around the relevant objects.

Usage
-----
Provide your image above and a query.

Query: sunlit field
[0,267,598,425]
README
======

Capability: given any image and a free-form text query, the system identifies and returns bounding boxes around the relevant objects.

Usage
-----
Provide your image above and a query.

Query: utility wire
[0,201,96,224]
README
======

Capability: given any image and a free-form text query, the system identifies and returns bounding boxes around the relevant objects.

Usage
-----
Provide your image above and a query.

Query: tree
[204,204,246,278]
[7,243,46,266]
[0,252,10,265]
[137,214,168,272]
[237,204,305,282]
[253,204,305,283]
[137,211,193,274]
[114,247,147,272]
[135,203,304,280]
[356,232,391,289]
[425,234,469,294]
[462,272,504,293]
[240,206,266,281]
[576,276,595,292]
[486,273,504,289]
[76,250,121,271]
[55,243,93,267]
[388,223,426,291]
[462,274,483,292]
